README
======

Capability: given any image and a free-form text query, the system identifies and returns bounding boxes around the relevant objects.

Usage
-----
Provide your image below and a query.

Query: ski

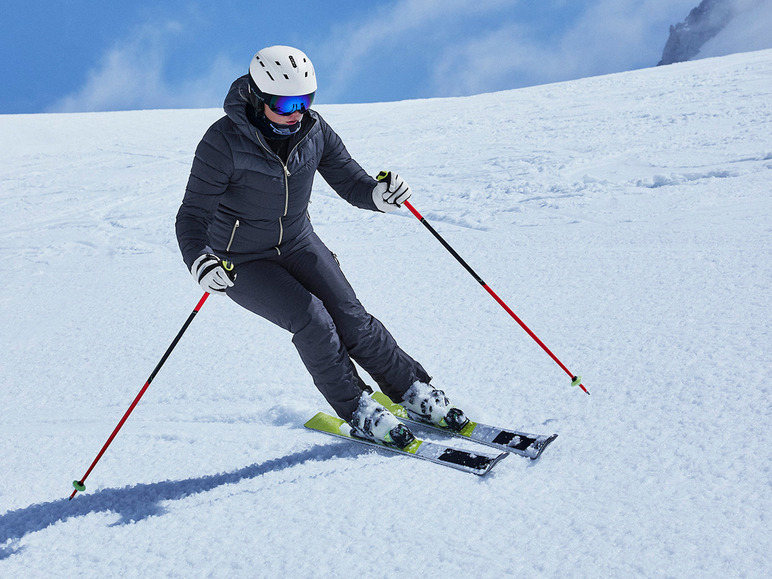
[304,412,507,476]
[372,392,558,460]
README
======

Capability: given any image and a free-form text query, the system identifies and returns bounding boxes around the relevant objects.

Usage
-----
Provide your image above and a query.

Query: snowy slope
[1,49,771,577]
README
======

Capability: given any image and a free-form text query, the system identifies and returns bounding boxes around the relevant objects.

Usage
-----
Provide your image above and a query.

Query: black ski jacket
[176,75,378,269]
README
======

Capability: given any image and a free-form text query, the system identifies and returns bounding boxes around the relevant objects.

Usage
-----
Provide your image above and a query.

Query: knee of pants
[290,298,338,345]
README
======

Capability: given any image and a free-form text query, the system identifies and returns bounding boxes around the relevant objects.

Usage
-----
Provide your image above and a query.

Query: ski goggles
[264,92,315,116]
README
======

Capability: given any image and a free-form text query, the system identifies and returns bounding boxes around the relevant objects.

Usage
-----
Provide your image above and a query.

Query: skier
[176,45,467,448]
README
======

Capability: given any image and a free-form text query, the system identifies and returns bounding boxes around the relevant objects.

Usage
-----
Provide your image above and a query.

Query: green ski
[305,412,507,476]
[372,392,558,460]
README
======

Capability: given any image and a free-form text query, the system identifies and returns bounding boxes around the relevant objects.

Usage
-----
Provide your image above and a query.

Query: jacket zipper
[255,129,310,256]
[276,163,290,254]
[226,219,240,252]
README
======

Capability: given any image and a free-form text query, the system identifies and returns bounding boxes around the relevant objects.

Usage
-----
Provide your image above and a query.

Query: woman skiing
[176,45,466,447]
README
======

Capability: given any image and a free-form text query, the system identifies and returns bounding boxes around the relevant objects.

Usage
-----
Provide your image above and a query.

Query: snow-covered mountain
[659,0,772,65]
[1,49,771,576]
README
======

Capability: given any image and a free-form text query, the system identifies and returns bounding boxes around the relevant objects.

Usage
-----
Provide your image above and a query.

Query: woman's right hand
[191,253,236,295]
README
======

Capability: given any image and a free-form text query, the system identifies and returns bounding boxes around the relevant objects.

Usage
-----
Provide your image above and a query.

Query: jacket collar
[223,75,318,148]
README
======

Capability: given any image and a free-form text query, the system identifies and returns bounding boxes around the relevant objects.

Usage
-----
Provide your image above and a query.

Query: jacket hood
[223,75,254,135]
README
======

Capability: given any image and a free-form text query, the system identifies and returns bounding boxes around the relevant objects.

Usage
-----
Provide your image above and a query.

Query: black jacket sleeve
[175,120,234,269]
[315,114,379,212]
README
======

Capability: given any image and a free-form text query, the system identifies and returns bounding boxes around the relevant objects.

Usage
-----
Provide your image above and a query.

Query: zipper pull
[283,164,291,177]
[226,219,240,252]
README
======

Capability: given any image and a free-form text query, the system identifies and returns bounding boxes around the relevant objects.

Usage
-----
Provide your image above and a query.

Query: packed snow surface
[1,49,770,577]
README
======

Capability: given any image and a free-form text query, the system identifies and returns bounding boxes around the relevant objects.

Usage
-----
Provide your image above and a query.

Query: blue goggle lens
[267,92,315,115]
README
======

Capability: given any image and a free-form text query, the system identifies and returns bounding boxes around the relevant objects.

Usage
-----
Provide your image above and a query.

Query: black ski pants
[226,232,430,420]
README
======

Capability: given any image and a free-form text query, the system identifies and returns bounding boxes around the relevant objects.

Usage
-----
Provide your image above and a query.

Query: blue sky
[3,0,702,114]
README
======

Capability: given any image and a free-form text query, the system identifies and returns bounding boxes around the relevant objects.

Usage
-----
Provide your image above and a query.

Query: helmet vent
[266,72,274,81]
[289,55,297,68]
[283,74,289,80]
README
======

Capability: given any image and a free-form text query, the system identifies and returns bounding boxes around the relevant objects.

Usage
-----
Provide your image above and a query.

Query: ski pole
[70,290,213,500]
[381,176,589,395]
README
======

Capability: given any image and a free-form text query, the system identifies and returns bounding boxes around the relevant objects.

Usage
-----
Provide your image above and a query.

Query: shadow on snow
[0,442,365,560]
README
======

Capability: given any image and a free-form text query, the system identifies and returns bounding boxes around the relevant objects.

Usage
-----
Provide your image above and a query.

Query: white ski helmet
[249,45,317,97]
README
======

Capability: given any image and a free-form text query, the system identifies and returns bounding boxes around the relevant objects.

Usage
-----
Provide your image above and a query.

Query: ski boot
[349,393,415,448]
[400,381,469,432]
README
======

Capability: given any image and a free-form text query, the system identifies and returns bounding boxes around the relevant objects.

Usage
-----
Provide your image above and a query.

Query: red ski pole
[70,291,213,500]
[384,178,589,395]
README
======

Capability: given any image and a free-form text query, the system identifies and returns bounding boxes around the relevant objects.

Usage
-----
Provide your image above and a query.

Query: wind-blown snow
[1,49,770,577]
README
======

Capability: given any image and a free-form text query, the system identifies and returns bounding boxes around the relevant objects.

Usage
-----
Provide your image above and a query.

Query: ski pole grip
[221,259,236,282]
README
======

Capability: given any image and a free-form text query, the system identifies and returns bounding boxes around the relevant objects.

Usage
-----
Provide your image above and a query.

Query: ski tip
[530,433,559,460]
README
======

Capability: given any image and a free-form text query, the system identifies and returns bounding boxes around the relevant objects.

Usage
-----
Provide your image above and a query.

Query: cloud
[314,0,517,103]
[428,0,699,97]
[47,1,748,112]
[48,20,239,113]
[310,0,700,101]
[429,24,558,96]
[697,0,772,59]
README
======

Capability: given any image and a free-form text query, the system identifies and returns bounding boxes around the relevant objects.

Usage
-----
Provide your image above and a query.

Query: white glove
[191,253,236,295]
[372,171,412,213]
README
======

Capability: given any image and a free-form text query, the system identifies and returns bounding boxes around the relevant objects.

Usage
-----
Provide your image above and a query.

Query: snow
[2,48,771,576]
